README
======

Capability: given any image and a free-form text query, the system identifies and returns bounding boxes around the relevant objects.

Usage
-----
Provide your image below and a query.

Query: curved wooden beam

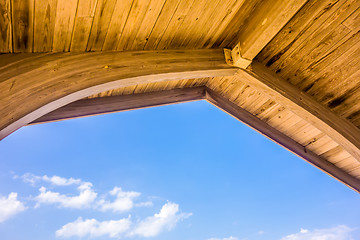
[0,49,237,139]
[206,88,360,193]
[236,61,360,162]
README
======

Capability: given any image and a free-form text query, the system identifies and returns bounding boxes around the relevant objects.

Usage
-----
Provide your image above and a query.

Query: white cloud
[0,192,26,223]
[22,173,151,211]
[208,237,238,240]
[56,202,192,239]
[55,217,131,238]
[97,187,141,213]
[130,202,192,237]
[22,173,81,186]
[281,225,354,240]
[35,182,97,209]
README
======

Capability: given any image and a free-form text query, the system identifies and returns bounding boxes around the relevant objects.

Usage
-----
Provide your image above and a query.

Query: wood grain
[52,0,78,52]
[0,0,12,52]
[11,0,34,52]
[33,0,57,52]
[31,87,205,124]
[0,49,236,139]
[237,61,360,162]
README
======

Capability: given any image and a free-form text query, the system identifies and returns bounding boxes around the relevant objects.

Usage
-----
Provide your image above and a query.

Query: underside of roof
[0,0,360,192]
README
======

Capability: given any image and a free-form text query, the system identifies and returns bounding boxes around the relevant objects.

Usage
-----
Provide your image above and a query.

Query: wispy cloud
[0,193,26,223]
[22,173,81,186]
[129,202,192,237]
[281,225,354,240]
[55,216,131,238]
[12,173,191,238]
[208,237,238,240]
[56,202,191,238]
[21,173,151,211]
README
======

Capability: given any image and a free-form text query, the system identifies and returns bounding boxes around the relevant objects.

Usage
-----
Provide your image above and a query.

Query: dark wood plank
[12,0,34,52]
[223,0,307,60]
[0,0,12,52]
[31,87,205,124]
[206,87,360,193]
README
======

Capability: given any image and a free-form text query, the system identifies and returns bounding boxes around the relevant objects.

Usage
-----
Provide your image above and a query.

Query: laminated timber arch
[0,49,237,139]
[1,0,360,194]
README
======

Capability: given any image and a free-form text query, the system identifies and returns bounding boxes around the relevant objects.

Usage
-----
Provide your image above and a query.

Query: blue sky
[0,100,359,240]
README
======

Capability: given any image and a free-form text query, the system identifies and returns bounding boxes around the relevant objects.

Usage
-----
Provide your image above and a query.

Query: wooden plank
[144,0,181,50]
[86,0,117,51]
[210,0,262,49]
[52,0,78,52]
[0,49,237,139]
[70,0,98,51]
[195,0,245,48]
[166,0,209,48]
[0,0,12,52]
[205,88,360,193]
[256,0,339,66]
[156,0,195,50]
[31,87,205,124]
[236,61,360,162]
[33,0,57,52]
[116,0,151,51]
[265,0,360,77]
[230,0,307,60]
[275,0,360,87]
[129,0,166,50]
[11,0,34,52]
[102,0,133,51]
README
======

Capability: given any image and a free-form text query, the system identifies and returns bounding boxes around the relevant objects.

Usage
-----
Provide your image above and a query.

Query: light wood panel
[0,49,236,140]
[33,0,57,52]
[52,0,78,52]
[3,0,307,52]
[70,0,98,51]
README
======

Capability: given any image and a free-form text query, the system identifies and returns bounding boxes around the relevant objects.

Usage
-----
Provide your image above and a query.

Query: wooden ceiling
[1,0,360,193]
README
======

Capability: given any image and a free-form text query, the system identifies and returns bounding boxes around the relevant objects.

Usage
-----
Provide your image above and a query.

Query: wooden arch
[1,48,360,193]
[1,0,360,194]
[0,49,237,139]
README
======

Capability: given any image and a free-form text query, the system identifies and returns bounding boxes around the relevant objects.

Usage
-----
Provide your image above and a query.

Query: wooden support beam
[0,49,237,140]
[30,87,206,124]
[206,88,360,193]
[235,61,360,163]
[226,0,307,64]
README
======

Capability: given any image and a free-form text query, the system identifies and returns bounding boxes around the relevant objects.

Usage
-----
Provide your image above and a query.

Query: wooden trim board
[30,87,206,124]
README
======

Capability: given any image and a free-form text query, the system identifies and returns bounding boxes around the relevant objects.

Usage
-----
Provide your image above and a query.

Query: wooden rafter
[30,87,206,124]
